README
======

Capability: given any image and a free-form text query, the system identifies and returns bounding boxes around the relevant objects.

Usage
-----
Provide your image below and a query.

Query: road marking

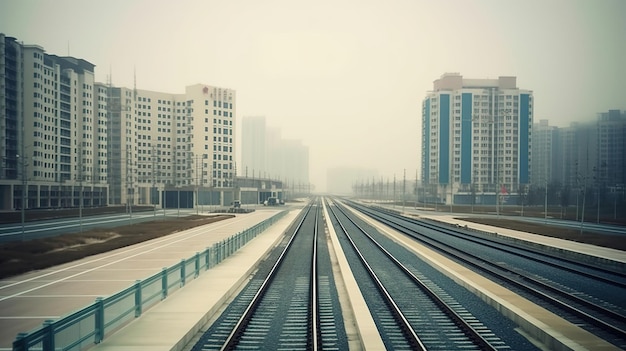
[0,212,178,237]
[2,295,102,298]
[0,213,140,231]
[0,316,60,319]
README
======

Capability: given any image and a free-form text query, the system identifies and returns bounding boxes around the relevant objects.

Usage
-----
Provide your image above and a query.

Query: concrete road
[0,208,285,350]
[0,209,202,243]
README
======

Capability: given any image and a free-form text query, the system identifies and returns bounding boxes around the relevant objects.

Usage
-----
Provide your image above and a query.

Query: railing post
[95,297,104,343]
[134,280,142,317]
[212,242,219,265]
[195,252,200,277]
[224,239,228,259]
[223,238,227,259]
[214,242,219,264]
[42,319,55,351]
[12,332,28,351]
[205,247,211,270]
[180,259,186,286]
[161,268,168,299]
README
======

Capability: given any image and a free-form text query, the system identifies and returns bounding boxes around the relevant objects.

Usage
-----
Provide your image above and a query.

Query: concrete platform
[86,205,626,351]
[348,207,623,351]
[89,208,302,351]
[415,213,626,265]
[5,201,624,351]
[0,208,292,350]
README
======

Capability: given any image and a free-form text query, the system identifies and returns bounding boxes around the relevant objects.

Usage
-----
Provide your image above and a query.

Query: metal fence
[12,210,287,351]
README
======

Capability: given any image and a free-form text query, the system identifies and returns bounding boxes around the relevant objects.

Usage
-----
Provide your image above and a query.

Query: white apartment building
[1,34,108,210]
[421,73,533,205]
[1,34,238,210]
[108,84,236,208]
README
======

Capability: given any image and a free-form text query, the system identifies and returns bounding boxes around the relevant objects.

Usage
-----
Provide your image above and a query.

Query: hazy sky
[2,0,625,191]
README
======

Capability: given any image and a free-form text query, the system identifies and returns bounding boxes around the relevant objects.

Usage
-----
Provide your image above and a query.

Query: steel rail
[219,202,314,351]
[220,200,324,350]
[326,199,426,350]
[347,201,626,342]
[311,201,320,351]
[359,201,626,288]
[331,200,498,351]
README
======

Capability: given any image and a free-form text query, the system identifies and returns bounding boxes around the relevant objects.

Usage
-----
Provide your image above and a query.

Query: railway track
[190,197,622,350]
[327,198,504,350]
[346,200,626,349]
[191,199,347,350]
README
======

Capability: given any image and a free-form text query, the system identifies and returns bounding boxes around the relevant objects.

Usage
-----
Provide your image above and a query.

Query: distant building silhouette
[241,116,310,195]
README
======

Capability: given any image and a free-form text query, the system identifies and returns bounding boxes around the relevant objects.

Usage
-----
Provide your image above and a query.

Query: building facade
[107,84,237,208]
[596,110,625,192]
[557,111,625,193]
[241,116,267,178]
[421,73,533,205]
[241,116,310,195]
[531,119,560,186]
[1,34,108,210]
[0,34,242,211]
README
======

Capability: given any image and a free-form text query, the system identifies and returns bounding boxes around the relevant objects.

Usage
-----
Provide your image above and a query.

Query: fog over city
[2,0,625,192]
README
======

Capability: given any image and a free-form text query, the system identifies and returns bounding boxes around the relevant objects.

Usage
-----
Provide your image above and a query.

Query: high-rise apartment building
[531,120,560,186]
[596,110,625,190]
[421,73,533,205]
[107,84,236,207]
[241,116,310,191]
[272,138,309,190]
[0,34,237,210]
[558,122,597,191]
[1,34,108,209]
[557,110,626,191]
[241,116,267,178]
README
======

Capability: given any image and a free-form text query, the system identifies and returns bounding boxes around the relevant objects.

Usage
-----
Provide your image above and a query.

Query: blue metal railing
[12,210,287,351]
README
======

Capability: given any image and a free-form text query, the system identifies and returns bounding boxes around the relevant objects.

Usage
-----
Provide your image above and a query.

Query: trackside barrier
[12,210,288,351]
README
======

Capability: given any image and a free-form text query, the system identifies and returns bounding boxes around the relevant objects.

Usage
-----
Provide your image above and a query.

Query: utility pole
[79,145,84,233]
[372,176,376,202]
[415,169,418,209]
[126,149,133,223]
[393,174,396,208]
[402,169,406,212]
[201,154,206,213]
[195,155,199,215]
[18,153,27,241]
[543,176,548,223]
[580,177,587,235]
[580,149,589,235]
[152,146,157,217]
[448,174,454,213]
[130,67,137,224]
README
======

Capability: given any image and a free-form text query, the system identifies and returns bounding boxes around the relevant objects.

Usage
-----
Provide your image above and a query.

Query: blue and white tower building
[421,73,533,205]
